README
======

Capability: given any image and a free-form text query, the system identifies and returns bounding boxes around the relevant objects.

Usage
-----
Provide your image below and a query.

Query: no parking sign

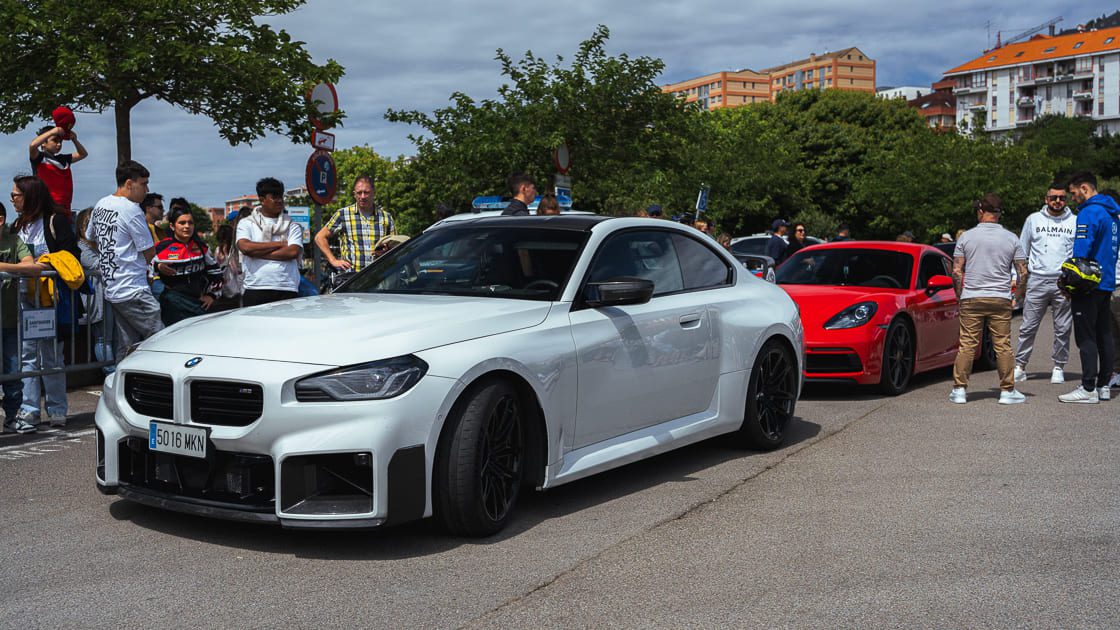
[305,149,337,205]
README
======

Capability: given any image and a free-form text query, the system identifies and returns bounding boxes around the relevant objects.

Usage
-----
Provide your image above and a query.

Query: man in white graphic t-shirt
[86,160,164,358]
[235,177,303,307]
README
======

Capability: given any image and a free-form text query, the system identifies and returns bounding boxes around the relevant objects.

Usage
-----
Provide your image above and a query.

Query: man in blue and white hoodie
[1014,182,1076,384]
[1059,171,1120,404]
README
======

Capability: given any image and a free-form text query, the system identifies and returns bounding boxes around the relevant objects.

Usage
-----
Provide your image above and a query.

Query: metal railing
[0,270,115,384]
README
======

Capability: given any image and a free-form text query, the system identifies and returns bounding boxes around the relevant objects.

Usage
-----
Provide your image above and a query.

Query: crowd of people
[947,173,1119,405]
[3,132,1118,434]
[1,125,401,434]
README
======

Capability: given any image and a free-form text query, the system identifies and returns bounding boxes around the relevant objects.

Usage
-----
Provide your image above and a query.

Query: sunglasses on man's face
[1047,195,1066,202]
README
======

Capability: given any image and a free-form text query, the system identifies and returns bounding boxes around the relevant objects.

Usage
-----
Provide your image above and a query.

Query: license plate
[149,421,208,459]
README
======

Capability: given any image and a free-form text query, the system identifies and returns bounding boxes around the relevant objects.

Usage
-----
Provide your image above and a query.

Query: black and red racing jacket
[152,236,223,299]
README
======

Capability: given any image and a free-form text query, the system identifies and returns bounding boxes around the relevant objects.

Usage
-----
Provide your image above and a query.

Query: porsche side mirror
[927,274,954,292]
[584,278,655,307]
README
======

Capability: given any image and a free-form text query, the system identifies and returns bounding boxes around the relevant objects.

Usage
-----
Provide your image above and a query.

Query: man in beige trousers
[950,193,1030,405]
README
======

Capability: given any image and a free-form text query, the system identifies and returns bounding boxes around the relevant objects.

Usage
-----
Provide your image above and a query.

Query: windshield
[340,227,588,301]
[776,248,914,289]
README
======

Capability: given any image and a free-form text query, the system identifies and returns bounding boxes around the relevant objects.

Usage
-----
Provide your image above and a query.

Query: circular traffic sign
[305,149,337,205]
[308,82,339,131]
[553,143,572,174]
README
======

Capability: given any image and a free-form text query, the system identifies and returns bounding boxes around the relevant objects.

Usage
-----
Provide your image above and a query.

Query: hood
[779,284,896,330]
[1037,206,1073,221]
[1080,193,1120,217]
[139,293,554,365]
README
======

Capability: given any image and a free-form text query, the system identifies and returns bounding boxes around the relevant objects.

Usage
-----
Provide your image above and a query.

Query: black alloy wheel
[879,319,915,395]
[478,394,523,523]
[436,379,525,537]
[739,339,798,450]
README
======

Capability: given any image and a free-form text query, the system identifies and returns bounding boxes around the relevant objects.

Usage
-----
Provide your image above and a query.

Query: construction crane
[996,16,1064,48]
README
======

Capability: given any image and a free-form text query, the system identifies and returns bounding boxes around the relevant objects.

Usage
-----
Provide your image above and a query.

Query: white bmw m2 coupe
[96,215,803,536]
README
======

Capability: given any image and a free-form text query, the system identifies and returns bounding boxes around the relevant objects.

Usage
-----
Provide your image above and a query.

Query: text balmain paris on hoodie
[1019,206,1076,278]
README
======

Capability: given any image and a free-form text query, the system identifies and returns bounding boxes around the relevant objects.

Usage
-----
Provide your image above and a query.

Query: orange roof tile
[946,26,1120,75]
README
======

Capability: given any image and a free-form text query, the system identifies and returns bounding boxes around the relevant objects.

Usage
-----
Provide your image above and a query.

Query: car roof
[797,240,947,256]
[429,213,613,231]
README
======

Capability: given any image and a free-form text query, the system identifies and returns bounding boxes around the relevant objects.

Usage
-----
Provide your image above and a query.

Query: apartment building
[766,48,876,100]
[661,47,876,110]
[662,69,770,110]
[945,26,1120,134]
[908,80,957,131]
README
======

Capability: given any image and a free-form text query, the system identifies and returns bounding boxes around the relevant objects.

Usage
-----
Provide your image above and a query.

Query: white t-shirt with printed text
[86,194,155,303]
[236,216,303,292]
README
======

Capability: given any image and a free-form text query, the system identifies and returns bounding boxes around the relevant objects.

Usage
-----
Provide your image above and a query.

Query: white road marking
[0,429,96,459]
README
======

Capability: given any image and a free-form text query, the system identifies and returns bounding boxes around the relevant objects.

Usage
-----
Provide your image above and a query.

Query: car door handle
[679,313,702,329]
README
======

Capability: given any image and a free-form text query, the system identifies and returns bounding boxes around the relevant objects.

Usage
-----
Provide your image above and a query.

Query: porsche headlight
[296,356,428,401]
[824,302,878,330]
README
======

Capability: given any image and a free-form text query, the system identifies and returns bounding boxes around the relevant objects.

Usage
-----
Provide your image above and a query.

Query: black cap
[647,204,662,216]
[772,219,790,230]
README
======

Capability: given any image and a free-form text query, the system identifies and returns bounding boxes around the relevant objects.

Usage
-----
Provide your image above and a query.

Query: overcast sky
[1,1,1111,209]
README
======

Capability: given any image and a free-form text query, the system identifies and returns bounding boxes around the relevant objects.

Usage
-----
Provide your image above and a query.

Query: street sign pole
[306,82,339,287]
[695,185,710,222]
[312,203,322,284]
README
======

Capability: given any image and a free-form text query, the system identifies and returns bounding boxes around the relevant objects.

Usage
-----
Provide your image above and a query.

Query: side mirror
[927,274,954,292]
[584,278,655,307]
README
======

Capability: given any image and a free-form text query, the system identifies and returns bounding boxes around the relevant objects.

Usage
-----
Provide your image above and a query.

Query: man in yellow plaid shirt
[314,175,395,272]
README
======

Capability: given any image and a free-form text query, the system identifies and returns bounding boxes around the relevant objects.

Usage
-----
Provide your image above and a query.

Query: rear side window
[672,234,732,290]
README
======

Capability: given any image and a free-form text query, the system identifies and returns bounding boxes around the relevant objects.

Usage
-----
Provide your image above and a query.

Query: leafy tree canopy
[386,25,696,219]
[0,0,344,162]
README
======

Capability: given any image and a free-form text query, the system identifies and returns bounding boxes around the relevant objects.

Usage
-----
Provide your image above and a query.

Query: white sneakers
[950,388,1027,404]
[1109,372,1120,388]
[1099,386,1111,401]
[1016,366,1065,383]
[998,389,1026,404]
[1050,367,1065,384]
[1058,386,1099,404]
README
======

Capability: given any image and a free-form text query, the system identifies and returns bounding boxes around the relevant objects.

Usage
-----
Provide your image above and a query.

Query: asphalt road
[1,316,1116,629]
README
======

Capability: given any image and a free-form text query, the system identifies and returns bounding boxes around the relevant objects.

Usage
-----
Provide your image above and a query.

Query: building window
[858,55,863,60]
[1106,37,1115,44]
[987,55,997,62]
[1100,101,1105,115]
[1015,51,1025,58]
[1074,42,1084,49]
[1043,46,1056,53]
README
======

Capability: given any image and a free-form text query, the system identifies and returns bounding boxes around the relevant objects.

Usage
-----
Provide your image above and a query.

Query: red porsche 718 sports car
[776,241,991,395]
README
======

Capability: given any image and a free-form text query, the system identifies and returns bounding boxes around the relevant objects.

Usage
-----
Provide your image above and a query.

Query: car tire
[737,339,798,450]
[435,379,525,537]
[878,318,915,395]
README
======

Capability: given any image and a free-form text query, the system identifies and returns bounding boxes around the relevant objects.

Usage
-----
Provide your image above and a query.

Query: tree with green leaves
[386,25,696,220]
[0,0,344,162]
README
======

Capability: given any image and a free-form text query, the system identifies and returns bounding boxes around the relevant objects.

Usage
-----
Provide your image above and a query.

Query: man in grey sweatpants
[1014,182,1076,384]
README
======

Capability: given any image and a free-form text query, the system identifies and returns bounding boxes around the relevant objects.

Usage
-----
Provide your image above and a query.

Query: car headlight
[823,302,878,330]
[295,355,428,401]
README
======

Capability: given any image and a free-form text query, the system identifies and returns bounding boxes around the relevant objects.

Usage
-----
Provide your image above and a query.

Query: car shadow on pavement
[107,417,822,559]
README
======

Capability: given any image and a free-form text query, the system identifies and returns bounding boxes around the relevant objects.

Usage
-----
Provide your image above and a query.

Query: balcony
[967,103,988,112]
[953,85,988,95]
[1073,90,1094,100]
[1017,96,1036,107]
